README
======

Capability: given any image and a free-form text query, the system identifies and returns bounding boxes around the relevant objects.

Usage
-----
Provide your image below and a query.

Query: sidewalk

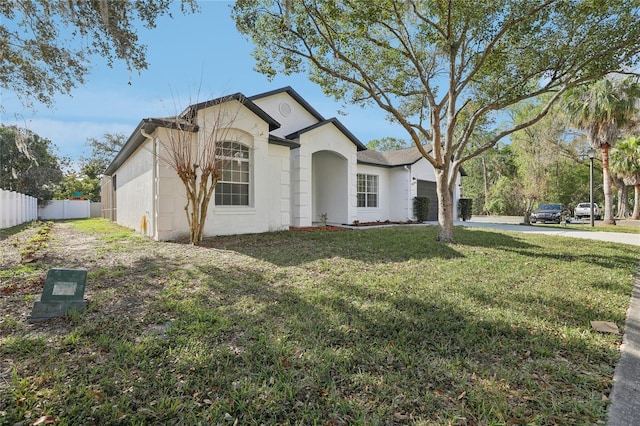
[456,216,639,424]
[607,271,640,426]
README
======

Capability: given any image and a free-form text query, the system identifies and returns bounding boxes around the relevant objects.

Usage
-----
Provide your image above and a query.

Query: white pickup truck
[574,203,601,220]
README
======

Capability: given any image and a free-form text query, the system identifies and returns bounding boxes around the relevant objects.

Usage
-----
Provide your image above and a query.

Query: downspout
[141,129,157,240]
[404,165,412,221]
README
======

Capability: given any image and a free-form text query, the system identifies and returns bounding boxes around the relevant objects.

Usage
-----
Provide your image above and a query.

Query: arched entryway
[312,150,348,225]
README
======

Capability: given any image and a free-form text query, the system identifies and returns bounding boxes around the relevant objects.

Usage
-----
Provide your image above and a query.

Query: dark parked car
[530,204,565,224]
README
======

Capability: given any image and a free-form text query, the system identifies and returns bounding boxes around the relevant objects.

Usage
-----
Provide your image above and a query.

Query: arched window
[215,142,250,206]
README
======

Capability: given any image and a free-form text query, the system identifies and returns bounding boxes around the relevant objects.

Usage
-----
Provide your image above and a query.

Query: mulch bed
[289,226,348,231]
[348,220,419,227]
[289,220,419,231]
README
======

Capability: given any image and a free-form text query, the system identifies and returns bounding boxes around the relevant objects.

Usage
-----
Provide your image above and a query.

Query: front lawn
[1,219,638,425]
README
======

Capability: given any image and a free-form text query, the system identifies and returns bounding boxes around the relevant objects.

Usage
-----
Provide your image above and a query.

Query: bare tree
[142,96,244,245]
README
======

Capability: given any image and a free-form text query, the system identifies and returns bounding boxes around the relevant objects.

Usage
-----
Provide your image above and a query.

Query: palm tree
[610,136,640,220]
[564,77,640,224]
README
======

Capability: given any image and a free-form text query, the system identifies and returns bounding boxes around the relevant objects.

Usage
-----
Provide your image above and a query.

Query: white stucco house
[102,86,464,241]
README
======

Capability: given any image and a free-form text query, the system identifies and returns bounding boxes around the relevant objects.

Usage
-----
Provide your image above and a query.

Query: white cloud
[1,116,135,159]
[2,86,178,158]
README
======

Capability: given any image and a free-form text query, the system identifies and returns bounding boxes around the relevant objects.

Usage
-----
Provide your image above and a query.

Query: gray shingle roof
[357,145,432,167]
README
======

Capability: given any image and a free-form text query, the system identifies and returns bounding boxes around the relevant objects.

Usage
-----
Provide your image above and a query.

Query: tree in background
[485,174,522,217]
[54,163,102,202]
[52,133,126,202]
[511,103,554,222]
[510,100,588,223]
[563,77,640,225]
[547,157,597,213]
[462,124,596,218]
[234,0,640,243]
[610,137,640,220]
[366,137,408,152]
[1,0,198,108]
[82,133,127,174]
[463,144,516,215]
[0,125,64,203]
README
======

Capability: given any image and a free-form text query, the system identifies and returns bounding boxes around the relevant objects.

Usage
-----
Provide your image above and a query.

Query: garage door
[417,180,438,221]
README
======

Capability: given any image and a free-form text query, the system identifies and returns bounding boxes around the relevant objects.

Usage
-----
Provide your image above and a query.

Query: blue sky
[1,1,406,163]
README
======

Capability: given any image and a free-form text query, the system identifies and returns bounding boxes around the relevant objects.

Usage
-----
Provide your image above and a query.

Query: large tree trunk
[435,168,456,243]
[633,184,640,220]
[481,156,489,214]
[617,185,630,219]
[523,198,535,225]
[612,174,629,219]
[601,144,616,225]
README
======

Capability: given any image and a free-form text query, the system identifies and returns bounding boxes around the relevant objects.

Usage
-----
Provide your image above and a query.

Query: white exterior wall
[268,143,291,231]
[205,103,275,237]
[252,92,318,139]
[355,164,390,223]
[290,148,309,227]
[410,157,437,183]
[155,138,184,241]
[453,169,462,220]
[355,158,463,223]
[389,167,413,221]
[113,138,154,234]
[292,124,358,227]
[355,165,416,222]
[150,101,289,240]
[312,151,349,224]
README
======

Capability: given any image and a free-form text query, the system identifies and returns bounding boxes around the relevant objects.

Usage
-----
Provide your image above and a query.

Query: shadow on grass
[195,226,537,266]
[457,228,639,272]
[2,224,632,424]
[453,227,538,250]
[0,221,37,241]
[147,262,620,423]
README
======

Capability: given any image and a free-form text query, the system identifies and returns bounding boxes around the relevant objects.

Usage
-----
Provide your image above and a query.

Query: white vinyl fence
[38,200,91,220]
[0,189,38,229]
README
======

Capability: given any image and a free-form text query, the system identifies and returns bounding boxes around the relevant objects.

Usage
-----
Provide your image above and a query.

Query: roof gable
[249,86,325,122]
[186,93,280,132]
[286,118,367,151]
[105,93,280,176]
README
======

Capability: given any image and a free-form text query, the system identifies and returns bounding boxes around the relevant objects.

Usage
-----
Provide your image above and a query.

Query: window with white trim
[215,142,250,206]
[357,173,378,208]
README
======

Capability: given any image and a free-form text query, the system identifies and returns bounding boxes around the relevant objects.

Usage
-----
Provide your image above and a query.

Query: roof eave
[104,119,157,176]
[268,135,301,149]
